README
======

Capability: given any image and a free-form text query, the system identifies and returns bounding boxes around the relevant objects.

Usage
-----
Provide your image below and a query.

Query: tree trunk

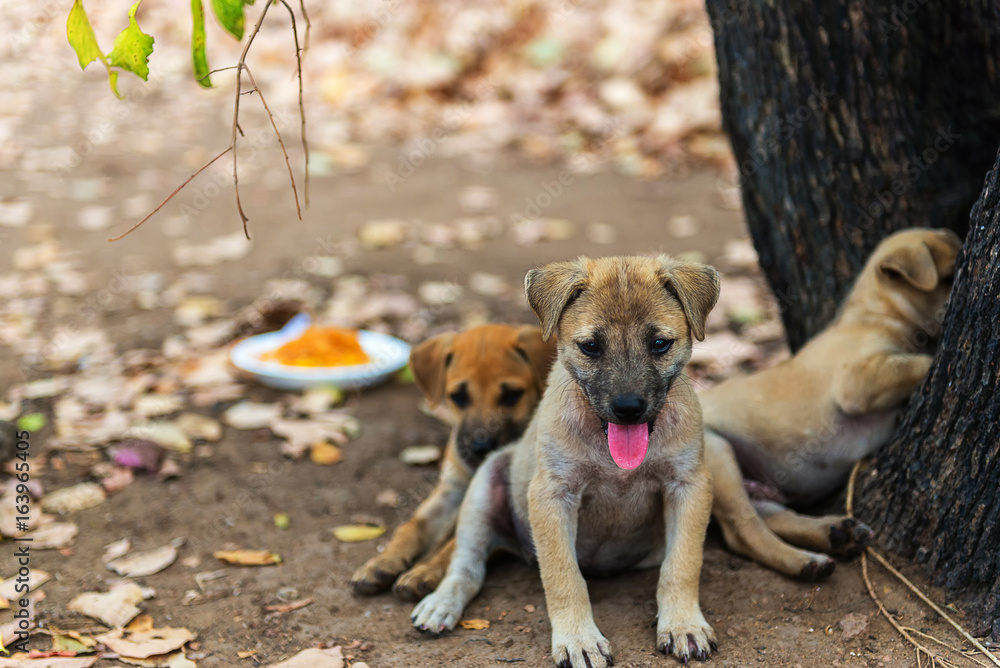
[856,150,1000,637]
[706,0,1000,350]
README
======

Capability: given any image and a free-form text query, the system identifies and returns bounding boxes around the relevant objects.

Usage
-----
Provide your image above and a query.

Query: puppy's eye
[498,387,524,407]
[449,386,470,409]
[650,338,674,355]
[578,340,601,357]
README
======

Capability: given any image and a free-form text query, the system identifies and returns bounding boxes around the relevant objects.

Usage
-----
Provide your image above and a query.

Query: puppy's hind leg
[705,431,836,580]
[753,500,873,559]
[412,451,517,634]
[351,464,467,595]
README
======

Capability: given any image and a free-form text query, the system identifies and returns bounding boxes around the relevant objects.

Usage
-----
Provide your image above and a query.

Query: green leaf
[51,634,96,655]
[67,0,105,71]
[211,0,246,40]
[107,1,154,82]
[191,0,212,87]
[395,364,414,384]
[17,413,47,432]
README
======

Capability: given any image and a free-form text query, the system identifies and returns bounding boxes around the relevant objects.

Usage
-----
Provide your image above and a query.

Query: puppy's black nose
[470,434,496,454]
[611,394,646,423]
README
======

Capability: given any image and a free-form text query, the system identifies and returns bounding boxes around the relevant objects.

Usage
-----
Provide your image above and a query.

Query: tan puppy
[704,228,961,578]
[412,255,721,666]
[351,323,556,600]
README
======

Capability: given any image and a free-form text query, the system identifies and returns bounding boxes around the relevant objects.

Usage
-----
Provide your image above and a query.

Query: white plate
[229,314,411,391]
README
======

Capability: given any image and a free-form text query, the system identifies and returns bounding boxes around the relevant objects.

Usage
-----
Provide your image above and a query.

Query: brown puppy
[351,323,556,600]
[412,255,720,666]
[703,228,961,578]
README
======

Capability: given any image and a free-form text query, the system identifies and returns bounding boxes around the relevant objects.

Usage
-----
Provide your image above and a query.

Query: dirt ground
[2,152,979,668]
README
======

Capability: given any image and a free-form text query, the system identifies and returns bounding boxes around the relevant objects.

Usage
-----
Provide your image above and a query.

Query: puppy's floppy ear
[514,325,558,389]
[925,228,962,276]
[934,228,962,251]
[878,243,938,291]
[524,258,588,341]
[658,257,720,342]
[409,332,456,407]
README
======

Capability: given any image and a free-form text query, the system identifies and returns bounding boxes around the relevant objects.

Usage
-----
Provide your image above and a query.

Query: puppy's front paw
[828,517,873,559]
[410,587,464,634]
[351,553,410,595]
[394,560,446,602]
[799,554,836,580]
[657,610,716,663]
[551,622,613,668]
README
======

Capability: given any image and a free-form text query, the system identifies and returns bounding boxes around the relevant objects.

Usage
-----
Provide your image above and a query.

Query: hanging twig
[112,1,310,242]
[243,64,301,220]
[107,147,232,242]
[197,65,239,83]
[298,0,311,52]
[230,1,274,239]
[279,0,309,206]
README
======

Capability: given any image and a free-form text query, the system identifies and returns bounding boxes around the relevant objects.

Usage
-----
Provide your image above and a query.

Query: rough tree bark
[857,151,1000,637]
[706,0,1000,350]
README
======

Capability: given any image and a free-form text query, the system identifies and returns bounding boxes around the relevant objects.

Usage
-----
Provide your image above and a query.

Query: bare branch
[244,64,302,220]
[107,147,232,242]
[230,1,274,240]
[280,0,310,206]
[114,0,308,242]
[197,65,239,83]
[298,0,311,52]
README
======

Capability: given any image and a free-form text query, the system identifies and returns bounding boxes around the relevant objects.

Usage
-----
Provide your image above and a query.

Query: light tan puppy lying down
[703,228,961,578]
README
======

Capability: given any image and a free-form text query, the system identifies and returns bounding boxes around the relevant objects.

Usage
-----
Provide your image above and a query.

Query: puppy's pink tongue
[606,423,649,470]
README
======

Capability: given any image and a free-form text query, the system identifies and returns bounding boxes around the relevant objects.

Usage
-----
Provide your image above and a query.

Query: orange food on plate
[261,326,370,367]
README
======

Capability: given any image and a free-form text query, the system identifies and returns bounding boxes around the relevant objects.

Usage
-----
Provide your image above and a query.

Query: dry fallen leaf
[41,483,106,515]
[358,219,408,249]
[309,442,343,466]
[25,522,78,549]
[126,422,192,453]
[174,413,222,442]
[399,445,441,465]
[0,658,99,667]
[271,416,357,459]
[107,544,178,578]
[127,615,156,633]
[214,550,281,566]
[838,612,870,640]
[95,627,195,659]
[0,489,45,537]
[114,651,196,668]
[375,489,402,508]
[0,570,49,599]
[68,583,145,628]
[332,524,387,542]
[266,646,344,668]
[222,402,282,430]
[103,538,132,562]
[51,631,98,654]
[459,618,491,630]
